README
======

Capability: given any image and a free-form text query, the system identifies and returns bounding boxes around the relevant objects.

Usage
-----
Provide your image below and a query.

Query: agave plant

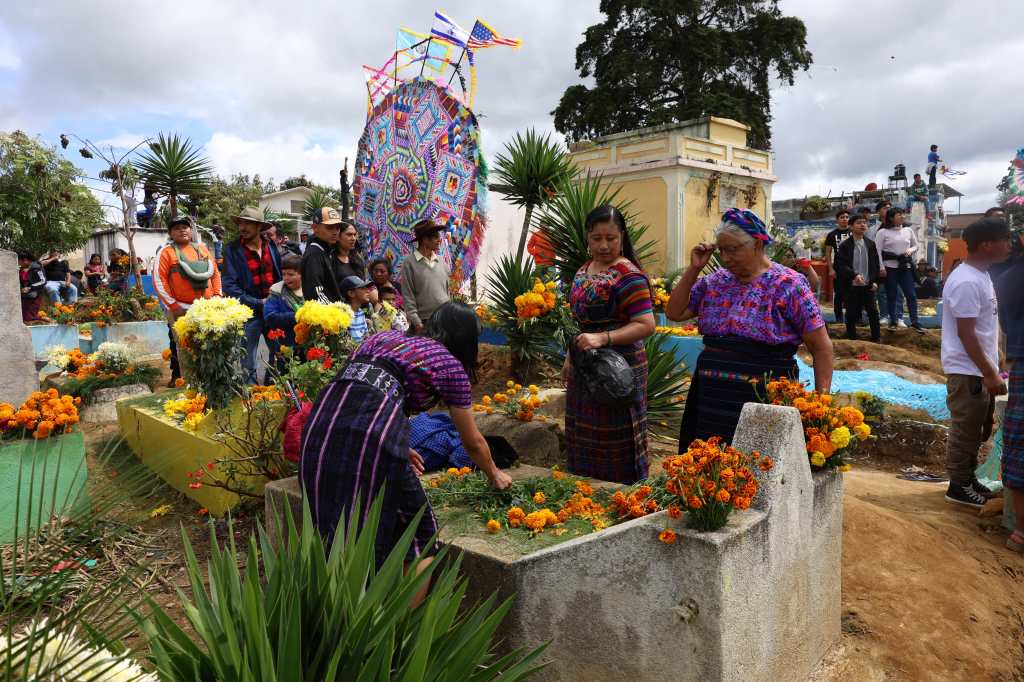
[492,129,577,261]
[141,494,546,681]
[535,172,657,284]
[136,132,213,216]
[645,332,690,434]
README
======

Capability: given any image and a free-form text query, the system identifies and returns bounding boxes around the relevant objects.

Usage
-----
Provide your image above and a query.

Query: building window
[290,200,305,215]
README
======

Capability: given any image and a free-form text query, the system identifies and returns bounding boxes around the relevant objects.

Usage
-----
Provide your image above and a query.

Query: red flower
[855,352,870,361]
[207,462,216,471]
[188,482,202,489]
[267,328,285,341]
[322,357,334,370]
[306,347,326,361]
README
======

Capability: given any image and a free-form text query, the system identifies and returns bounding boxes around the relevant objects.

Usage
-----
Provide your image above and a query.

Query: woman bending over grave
[666,208,833,448]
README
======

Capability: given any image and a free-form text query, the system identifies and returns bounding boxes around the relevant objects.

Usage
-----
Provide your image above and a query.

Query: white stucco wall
[474,194,523,300]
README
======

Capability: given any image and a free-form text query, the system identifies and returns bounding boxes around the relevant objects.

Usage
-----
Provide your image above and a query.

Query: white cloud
[205,132,356,188]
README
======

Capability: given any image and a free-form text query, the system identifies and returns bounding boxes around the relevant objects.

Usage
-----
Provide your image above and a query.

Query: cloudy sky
[1,0,1020,216]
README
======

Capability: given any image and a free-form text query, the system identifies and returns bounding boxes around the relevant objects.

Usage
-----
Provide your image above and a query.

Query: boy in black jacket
[835,214,881,342]
[301,207,344,303]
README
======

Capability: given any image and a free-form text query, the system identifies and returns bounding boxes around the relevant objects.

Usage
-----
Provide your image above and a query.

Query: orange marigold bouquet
[514,278,558,320]
[661,437,773,533]
[0,389,80,441]
[763,377,867,471]
[472,381,549,422]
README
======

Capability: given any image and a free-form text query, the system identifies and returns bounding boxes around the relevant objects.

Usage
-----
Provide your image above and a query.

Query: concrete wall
[0,249,40,404]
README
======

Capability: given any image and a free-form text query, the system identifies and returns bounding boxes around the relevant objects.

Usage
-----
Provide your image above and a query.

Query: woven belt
[341,359,403,402]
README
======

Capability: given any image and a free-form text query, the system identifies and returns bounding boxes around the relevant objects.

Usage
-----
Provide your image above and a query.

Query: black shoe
[971,479,999,499]
[911,322,926,334]
[870,337,881,343]
[944,483,987,508]
[888,323,898,330]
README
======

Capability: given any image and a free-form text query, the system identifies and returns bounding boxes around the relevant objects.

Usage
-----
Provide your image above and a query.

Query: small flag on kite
[431,10,470,47]
[467,19,522,49]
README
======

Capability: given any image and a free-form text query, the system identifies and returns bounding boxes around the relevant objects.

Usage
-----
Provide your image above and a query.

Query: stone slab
[79,383,151,423]
[1,249,41,405]
[473,413,564,469]
[116,392,279,515]
[265,404,842,681]
[0,432,89,543]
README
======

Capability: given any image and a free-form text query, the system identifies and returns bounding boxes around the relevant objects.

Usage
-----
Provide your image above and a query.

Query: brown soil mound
[818,470,1024,680]
[829,337,943,376]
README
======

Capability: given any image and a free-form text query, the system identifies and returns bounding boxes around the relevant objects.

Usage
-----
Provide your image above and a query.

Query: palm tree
[492,129,577,262]
[136,132,213,217]
[301,185,339,219]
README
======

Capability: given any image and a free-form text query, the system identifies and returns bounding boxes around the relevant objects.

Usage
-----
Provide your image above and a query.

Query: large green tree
[553,0,812,149]
[0,130,103,255]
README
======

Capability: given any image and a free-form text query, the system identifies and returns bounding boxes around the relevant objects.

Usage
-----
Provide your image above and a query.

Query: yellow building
[568,116,776,275]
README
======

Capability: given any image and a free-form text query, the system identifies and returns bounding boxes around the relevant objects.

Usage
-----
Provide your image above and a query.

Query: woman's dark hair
[930,144,939,151]
[89,253,101,262]
[881,208,904,230]
[369,258,392,278]
[420,302,480,382]
[17,250,35,262]
[584,204,642,269]
[336,224,364,269]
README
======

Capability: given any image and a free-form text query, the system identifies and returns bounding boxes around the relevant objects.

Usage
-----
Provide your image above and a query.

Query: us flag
[466,19,522,49]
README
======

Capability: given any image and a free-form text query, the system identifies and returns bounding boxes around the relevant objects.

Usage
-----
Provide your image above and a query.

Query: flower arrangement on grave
[48,342,160,404]
[650,277,671,312]
[368,300,403,333]
[275,300,356,402]
[474,303,499,326]
[471,381,549,422]
[163,388,210,432]
[0,389,80,440]
[763,377,868,471]
[654,324,699,337]
[426,467,613,537]
[173,297,252,410]
[46,346,90,374]
[660,437,773,533]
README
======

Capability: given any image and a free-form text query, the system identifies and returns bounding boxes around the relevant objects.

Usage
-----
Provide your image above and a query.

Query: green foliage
[0,131,104,255]
[492,129,578,260]
[535,172,657,282]
[60,365,160,405]
[136,132,213,216]
[196,173,277,239]
[301,185,340,220]
[141,494,546,681]
[552,0,813,149]
[279,175,313,190]
[645,332,689,433]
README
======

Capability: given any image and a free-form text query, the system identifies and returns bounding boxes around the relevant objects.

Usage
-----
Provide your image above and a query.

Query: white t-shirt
[941,262,999,376]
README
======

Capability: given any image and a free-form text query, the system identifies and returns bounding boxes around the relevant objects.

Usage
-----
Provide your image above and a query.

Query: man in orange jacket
[153,215,222,383]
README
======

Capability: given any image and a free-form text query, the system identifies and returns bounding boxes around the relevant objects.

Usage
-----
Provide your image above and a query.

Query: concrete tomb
[0,249,41,405]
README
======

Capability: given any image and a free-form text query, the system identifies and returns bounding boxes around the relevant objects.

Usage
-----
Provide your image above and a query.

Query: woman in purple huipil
[299,303,511,577]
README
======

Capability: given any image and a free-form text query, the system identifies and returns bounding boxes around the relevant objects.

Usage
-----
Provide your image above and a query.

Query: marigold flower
[810,451,827,468]
[533,491,546,504]
[854,423,871,440]
[687,496,702,509]
[839,464,852,472]
[447,467,459,475]
[667,504,682,519]
[161,348,172,361]
[486,519,501,534]
[658,529,677,544]
[458,466,472,475]
[506,380,515,389]
[715,489,731,503]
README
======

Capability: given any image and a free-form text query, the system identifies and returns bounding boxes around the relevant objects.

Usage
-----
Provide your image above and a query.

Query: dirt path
[818,469,1024,680]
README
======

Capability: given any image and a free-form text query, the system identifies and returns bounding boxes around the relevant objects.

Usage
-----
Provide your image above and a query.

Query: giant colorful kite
[354,11,520,284]
[1002,148,1024,205]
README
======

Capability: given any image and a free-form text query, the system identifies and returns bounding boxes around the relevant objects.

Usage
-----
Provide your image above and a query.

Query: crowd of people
[17,247,136,322]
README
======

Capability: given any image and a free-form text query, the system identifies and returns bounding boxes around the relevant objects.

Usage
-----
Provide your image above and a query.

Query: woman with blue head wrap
[665,208,834,447]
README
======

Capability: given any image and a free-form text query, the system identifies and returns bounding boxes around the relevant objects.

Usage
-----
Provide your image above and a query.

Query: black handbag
[573,344,637,406]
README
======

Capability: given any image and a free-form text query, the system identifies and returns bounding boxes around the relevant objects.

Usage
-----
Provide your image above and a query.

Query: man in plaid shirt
[223,206,282,383]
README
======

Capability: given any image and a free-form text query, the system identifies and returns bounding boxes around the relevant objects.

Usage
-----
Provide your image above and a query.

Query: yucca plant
[645,332,690,434]
[141,494,546,681]
[301,185,339,220]
[136,132,213,216]
[535,172,657,284]
[492,129,578,262]
[1,435,174,681]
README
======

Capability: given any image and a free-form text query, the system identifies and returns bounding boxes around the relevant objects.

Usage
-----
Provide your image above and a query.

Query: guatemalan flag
[430,11,470,48]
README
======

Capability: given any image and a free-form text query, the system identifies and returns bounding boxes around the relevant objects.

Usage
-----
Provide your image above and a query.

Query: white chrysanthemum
[95,342,133,373]
[45,345,71,370]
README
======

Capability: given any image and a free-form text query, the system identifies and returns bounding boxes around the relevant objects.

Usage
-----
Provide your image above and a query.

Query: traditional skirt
[1002,363,1024,490]
[299,358,438,566]
[678,336,798,450]
[566,343,649,484]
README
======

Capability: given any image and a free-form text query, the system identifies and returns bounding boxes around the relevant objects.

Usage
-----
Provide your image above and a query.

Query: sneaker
[911,322,926,334]
[944,483,987,509]
[971,479,999,499]
[888,320,898,330]
[897,319,908,328]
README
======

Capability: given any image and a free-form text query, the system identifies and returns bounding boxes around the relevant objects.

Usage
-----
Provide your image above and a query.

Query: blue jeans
[45,280,78,304]
[875,284,902,321]
[241,316,266,384]
[884,268,918,325]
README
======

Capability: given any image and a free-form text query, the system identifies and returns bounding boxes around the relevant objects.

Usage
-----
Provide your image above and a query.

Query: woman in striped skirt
[300,303,513,578]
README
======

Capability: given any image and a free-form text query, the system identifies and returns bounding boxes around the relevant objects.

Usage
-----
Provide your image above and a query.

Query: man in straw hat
[400,218,450,334]
[223,206,283,383]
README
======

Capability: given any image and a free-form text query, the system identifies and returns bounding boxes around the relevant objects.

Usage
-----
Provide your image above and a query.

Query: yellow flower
[506,380,515,389]
[854,423,871,440]
[829,426,851,450]
[486,519,501,534]
[295,300,353,335]
[446,467,459,475]
[533,491,546,504]
[528,384,539,395]
[810,451,826,468]
[839,464,852,472]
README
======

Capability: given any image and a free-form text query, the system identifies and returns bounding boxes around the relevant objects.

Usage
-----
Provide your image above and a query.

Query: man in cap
[301,206,344,303]
[153,215,221,384]
[400,219,450,334]
[223,206,282,383]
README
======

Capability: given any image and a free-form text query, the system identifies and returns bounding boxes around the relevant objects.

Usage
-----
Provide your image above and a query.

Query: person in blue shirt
[340,275,374,341]
[263,253,304,363]
[927,144,942,187]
